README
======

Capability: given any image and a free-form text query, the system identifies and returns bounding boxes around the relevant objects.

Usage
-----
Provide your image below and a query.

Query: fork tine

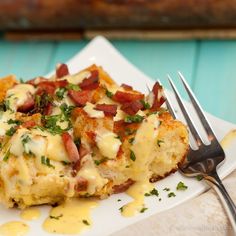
[178,72,216,142]
[167,75,203,146]
[157,80,176,119]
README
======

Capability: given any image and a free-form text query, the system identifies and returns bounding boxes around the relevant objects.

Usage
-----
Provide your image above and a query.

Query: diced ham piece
[54,79,68,88]
[68,90,92,106]
[95,104,117,116]
[151,82,165,110]
[62,132,80,162]
[74,177,88,191]
[121,100,143,115]
[112,91,144,104]
[121,83,133,90]
[17,94,35,112]
[113,179,135,193]
[21,120,36,129]
[79,70,99,90]
[36,81,56,95]
[56,63,69,78]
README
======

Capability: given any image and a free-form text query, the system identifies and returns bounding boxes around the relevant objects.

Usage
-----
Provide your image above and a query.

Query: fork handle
[204,172,236,233]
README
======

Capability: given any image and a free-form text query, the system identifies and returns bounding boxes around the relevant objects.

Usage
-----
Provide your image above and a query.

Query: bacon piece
[21,120,36,129]
[79,70,99,90]
[44,103,53,115]
[121,83,133,90]
[86,131,96,144]
[79,145,90,158]
[56,63,69,78]
[27,77,48,86]
[36,81,56,95]
[113,91,144,104]
[95,104,117,116]
[74,177,88,192]
[68,90,92,106]
[121,100,143,115]
[113,179,135,193]
[62,132,80,162]
[55,79,68,88]
[151,82,165,110]
[17,94,35,112]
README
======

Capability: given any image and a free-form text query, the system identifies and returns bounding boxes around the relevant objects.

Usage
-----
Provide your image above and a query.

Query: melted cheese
[122,180,154,217]
[131,114,160,181]
[20,207,41,221]
[6,84,35,111]
[0,111,16,136]
[83,102,104,118]
[0,221,29,236]
[64,70,91,85]
[78,155,108,194]
[96,130,121,159]
[43,198,98,234]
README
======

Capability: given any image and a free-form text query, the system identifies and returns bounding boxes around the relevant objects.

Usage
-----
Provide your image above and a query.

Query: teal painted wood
[194,40,236,123]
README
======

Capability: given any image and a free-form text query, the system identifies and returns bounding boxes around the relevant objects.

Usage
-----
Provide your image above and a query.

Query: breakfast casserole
[0,64,189,209]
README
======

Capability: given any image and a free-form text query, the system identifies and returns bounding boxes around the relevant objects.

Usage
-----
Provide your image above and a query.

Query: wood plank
[193,40,236,123]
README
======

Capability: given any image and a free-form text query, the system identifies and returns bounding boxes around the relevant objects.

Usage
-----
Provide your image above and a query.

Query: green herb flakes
[144,188,159,197]
[168,192,176,198]
[7,119,22,125]
[140,207,148,213]
[105,89,113,98]
[176,181,188,191]
[3,148,10,162]
[41,156,55,169]
[128,137,135,144]
[163,187,170,192]
[5,127,16,136]
[50,214,63,220]
[66,83,80,91]
[157,139,164,147]
[56,87,67,100]
[130,150,136,161]
[140,100,150,109]
[82,219,90,226]
[124,115,144,124]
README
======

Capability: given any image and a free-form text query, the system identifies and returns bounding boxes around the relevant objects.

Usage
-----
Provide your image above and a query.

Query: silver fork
[162,72,236,233]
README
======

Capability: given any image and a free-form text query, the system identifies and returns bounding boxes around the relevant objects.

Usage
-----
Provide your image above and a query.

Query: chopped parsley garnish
[4,99,11,111]
[66,83,80,91]
[196,175,203,181]
[105,89,113,98]
[159,198,162,201]
[21,134,31,145]
[144,188,159,197]
[41,156,55,169]
[50,214,63,220]
[62,160,71,165]
[168,192,176,198]
[115,135,121,140]
[130,150,136,161]
[56,87,67,100]
[3,148,10,162]
[82,219,90,226]
[124,115,144,123]
[128,137,135,144]
[124,128,136,136]
[176,181,188,191]
[94,157,108,166]
[140,100,150,109]
[7,119,22,125]
[157,139,164,147]
[117,199,121,202]
[119,206,124,212]
[5,127,16,136]
[163,187,170,192]
[60,103,75,119]
[140,207,148,213]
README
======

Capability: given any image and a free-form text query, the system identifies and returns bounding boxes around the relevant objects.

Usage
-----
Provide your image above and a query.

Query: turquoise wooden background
[0,39,235,123]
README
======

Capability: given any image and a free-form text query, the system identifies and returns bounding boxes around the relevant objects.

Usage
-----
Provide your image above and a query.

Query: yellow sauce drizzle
[43,198,98,234]
[0,221,29,236]
[121,180,154,217]
[20,207,41,221]
[221,129,236,149]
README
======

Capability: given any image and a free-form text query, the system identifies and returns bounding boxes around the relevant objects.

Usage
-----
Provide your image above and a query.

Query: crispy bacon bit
[95,104,117,116]
[17,94,35,112]
[62,132,80,162]
[44,103,53,115]
[121,83,133,90]
[68,90,92,106]
[151,82,165,110]
[21,120,36,129]
[113,179,135,193]
[27,77,48,85]
[113,91,144,104]
[36,81,56,95]
[56,63,69,78]
[79,70,99,90]
[86,131,96,143]
[121,100,143,115]
[55,80,68,88]
[74,177,88,192]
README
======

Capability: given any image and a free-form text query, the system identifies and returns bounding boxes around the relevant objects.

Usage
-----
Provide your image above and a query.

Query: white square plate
[0,36,236,236]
